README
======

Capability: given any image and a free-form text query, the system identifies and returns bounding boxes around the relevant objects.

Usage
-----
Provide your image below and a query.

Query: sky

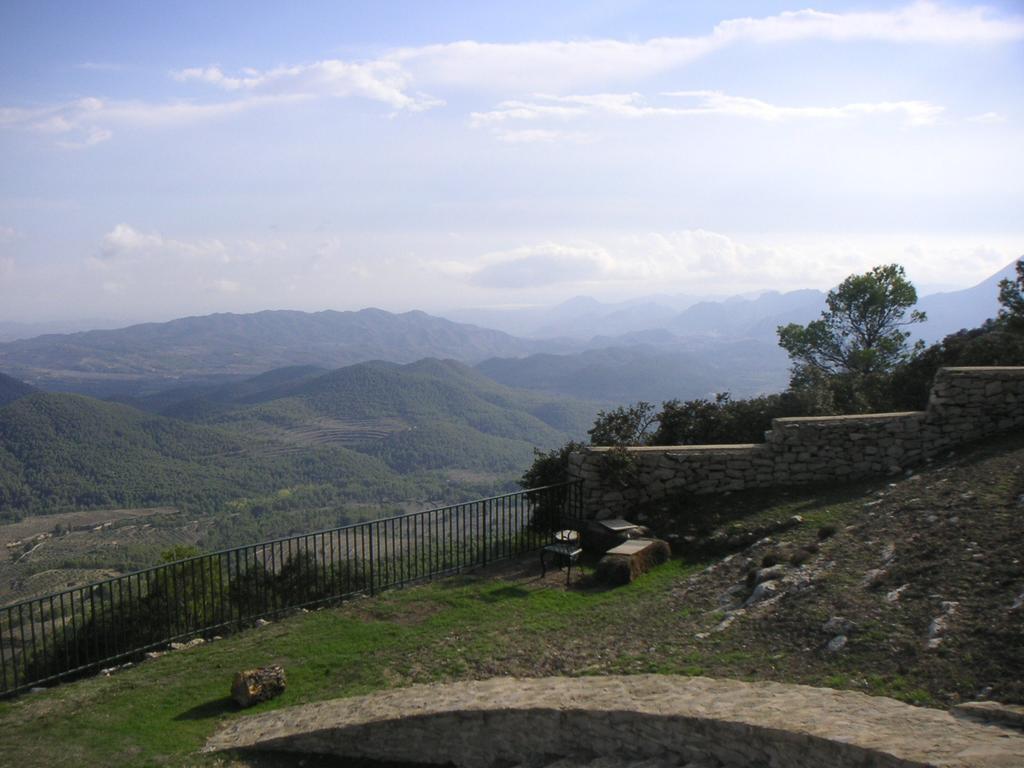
[0,0,1022,325]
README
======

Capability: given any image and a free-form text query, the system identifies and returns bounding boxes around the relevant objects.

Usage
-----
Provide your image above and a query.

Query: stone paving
[205,675,1024,767]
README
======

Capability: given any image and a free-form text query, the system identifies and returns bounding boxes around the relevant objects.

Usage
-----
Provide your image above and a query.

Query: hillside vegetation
[0,393,412,517]
[0,372,35,408]
[0,430,1020,768]
[0,360,597,520]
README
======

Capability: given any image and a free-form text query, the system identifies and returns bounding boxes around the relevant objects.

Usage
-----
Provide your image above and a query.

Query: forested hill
[0,392,417,516]
[0,361,599,517]
[0,372,35,408]
[0,308,542,385]
[195,359,599,473]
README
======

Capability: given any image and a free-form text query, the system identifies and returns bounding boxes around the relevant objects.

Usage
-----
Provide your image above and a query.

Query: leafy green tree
[520,404,657,510]
[520,441,584,490]
[778,264,926,378]
[586,402,657,446]
[998,257,1024,330]
[777,264,926,413]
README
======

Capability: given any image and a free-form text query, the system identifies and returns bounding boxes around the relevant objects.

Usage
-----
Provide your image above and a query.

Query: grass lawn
[0,555,700,767]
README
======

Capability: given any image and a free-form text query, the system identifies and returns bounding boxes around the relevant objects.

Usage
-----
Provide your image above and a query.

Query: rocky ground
[652,430,1024,706]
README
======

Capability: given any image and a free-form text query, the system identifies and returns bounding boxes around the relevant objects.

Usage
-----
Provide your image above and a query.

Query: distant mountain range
[0,259,1016,405]
[0,318,129,343]
[446,260,1017,345]
[444,293,706,339]
[0,308,561,395]
[915,260,1018,343]
[664,289,826,340]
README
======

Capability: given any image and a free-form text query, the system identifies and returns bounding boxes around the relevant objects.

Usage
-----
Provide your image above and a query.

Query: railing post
[367,525,375,595]
[481,499,488,567]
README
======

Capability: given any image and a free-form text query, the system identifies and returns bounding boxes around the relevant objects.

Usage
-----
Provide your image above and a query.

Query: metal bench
[540,528,582,585]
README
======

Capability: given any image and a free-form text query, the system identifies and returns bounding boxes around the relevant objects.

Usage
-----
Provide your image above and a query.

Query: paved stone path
[206,675,1024,767]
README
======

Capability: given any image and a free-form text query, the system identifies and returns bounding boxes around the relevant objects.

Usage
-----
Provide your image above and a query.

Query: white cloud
[93,97,285,127]
[172,60,443,112]
[966,111,1006,124]
[4,3,1019,148]
[172,66,245,90]
[663,91,945,126]
[442,230,1023,298]
[465,242,615,287]
[56,126,113,149]
[2,60,435,148]
[712,1,1024,45]
[100,223,167,253]
[92,224,229,268]
[449,232,787,291]
[470,90,945,140]
[0,226,17,243]
[393,1,1024,92]
[0,93,303,148]
[469,99,588,128]
[209,279,241,294]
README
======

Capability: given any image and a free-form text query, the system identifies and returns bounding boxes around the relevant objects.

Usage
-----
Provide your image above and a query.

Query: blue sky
[1,1,1022,323]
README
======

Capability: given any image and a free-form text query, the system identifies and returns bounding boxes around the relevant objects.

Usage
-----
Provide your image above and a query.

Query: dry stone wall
[570,367,1024,519]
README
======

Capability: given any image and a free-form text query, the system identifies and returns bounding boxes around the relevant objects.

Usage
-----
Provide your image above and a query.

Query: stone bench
[595,537,670,585]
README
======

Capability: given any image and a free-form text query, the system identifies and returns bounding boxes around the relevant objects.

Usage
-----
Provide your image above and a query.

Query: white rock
[863,568,888,588]
[826,635,848,652]
[743,580,779,607]
[928,616,947,638]
[885,584,909,603]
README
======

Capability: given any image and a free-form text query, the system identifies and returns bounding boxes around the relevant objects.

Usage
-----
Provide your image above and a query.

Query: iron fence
[0,481,581,697]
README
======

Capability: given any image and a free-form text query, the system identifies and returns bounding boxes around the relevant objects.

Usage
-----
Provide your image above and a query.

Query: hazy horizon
[0,252,1014,341]
[2,1,1022,324]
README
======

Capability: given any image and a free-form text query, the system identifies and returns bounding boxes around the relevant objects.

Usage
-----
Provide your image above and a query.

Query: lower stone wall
[570,366,1024,519]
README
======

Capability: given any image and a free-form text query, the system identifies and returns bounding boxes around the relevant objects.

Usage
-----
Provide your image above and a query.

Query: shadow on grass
[174,695,236,721]
[476,585,531,603]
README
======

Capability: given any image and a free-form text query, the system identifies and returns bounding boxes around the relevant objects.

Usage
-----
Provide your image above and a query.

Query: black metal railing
[0,481,581,697]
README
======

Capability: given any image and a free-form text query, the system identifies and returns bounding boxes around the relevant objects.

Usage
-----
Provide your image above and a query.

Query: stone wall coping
[940,366,1024,374]
[772,411,924,425]
[586,414,931,453]
[586,444,758,454]
[205,675,1024,768]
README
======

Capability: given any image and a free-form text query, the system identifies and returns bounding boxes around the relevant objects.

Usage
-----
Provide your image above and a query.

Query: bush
[651,392,810,446]
[887,323,1024,410]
